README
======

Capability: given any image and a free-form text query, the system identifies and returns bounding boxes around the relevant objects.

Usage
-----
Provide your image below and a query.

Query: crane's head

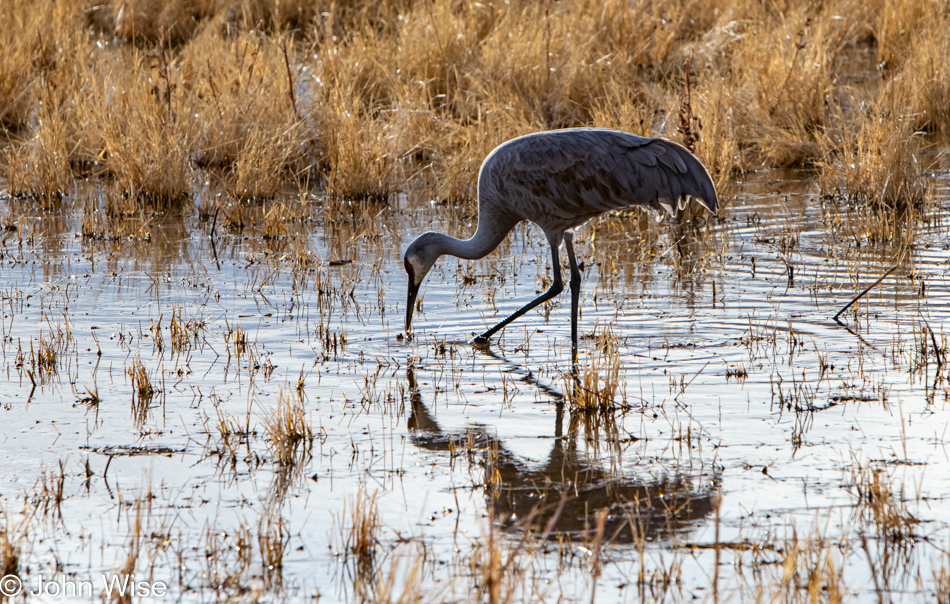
[403,233,443,334]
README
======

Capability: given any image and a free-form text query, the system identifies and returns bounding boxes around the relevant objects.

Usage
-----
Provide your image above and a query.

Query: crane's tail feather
[668,143,718,214]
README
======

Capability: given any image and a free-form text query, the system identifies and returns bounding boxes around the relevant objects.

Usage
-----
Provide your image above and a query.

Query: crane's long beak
[405,280,419,333]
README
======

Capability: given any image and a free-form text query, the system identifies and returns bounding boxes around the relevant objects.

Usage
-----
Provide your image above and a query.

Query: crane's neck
[435,211,518,261]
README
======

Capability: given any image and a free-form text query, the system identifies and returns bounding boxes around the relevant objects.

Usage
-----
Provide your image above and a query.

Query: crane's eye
[404,258,414,281]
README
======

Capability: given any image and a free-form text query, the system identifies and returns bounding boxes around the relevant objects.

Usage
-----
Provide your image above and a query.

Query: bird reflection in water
[405,365,720,545]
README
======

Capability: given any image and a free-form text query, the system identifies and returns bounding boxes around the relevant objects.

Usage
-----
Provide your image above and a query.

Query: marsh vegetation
[2,0,950,601]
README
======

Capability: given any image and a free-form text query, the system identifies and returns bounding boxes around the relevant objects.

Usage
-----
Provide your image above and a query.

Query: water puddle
[2,162,950,601]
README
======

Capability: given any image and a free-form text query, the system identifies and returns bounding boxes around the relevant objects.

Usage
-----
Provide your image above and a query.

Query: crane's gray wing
[487,129,718,228]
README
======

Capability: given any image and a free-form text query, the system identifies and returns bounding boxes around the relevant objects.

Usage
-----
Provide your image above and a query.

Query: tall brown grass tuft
[872,0,934,68]
[896,5,950,136]
[182,28,306,194]
[227,123,301,201]
[320,92,400,200]
[2,91,73,201]
[82,50,195,202]
[820,79,928,211]
[0,0,79,130]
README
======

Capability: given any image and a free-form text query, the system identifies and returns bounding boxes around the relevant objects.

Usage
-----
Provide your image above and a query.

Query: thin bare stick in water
[833,264,899,323]
[923,320,944,368]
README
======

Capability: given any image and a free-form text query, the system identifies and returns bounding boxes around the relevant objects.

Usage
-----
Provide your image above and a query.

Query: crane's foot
[471,335,491,346]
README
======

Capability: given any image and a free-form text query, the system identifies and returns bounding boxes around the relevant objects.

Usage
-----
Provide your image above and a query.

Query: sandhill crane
[403,128,718,364]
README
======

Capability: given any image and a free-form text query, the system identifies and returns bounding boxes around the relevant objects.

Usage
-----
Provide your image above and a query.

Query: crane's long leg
[473,236,564,344]
[563,231,582,367]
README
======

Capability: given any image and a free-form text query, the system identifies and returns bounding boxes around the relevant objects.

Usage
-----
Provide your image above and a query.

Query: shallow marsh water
[3,164,950,602]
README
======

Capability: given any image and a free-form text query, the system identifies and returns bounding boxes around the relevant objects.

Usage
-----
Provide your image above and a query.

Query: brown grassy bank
[0,0,947,208]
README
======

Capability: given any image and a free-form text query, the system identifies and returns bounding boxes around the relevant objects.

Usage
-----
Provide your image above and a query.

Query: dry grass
[0,513,25,597]
[338,487,382,600]
[936,548,950,604]
[128,356,156,425]
[32,331,59,380]
[2,5,948,596]
[851,462,919,541]
[226,324,248,358]
[344,489,380,564]
[257,505,288,590]
[168,304,205,353]
[203,522,254,595]
[262,389,313,467]
[1,0,943,214]
[2,92,73,202]
[820,80,929,210]
[566,327,623,409]
[320,92,401,200]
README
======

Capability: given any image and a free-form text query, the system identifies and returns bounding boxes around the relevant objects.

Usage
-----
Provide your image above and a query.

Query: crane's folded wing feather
[489,129,718,229]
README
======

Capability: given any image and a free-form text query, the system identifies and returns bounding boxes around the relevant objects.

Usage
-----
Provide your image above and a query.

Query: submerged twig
[923,320,944,368]
[832,264,900,324]
[26,368,37,400]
